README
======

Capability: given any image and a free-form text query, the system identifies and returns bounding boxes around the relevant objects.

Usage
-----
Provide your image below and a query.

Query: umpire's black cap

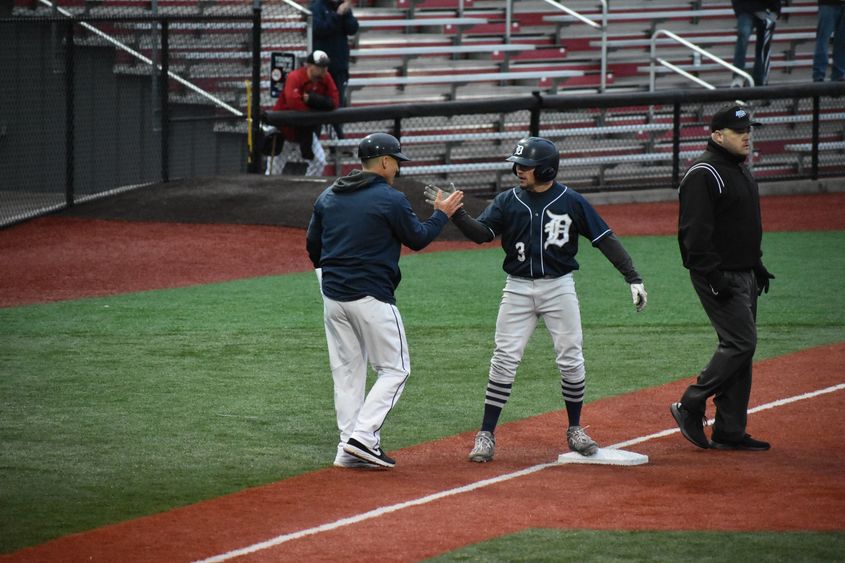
[357,133,410,161]
[710,104,761,131]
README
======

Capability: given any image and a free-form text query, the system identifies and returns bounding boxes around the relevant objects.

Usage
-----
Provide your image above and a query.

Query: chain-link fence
[1,0,307,227]
[269,82,845,198]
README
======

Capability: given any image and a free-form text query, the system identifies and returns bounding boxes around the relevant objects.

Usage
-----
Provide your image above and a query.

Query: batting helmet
[505,137,559,182]
[357,133,410,162]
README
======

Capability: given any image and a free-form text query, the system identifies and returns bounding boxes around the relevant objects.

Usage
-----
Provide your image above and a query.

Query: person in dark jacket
[731,0,782,86]
[311,0,359,138]
[306,133,464,469]
[670,104,775,452]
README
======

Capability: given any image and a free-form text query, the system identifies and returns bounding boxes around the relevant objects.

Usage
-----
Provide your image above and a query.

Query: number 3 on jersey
[515,242,526,262]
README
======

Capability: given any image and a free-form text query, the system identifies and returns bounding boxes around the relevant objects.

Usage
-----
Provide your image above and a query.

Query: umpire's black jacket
[678,139,763,286]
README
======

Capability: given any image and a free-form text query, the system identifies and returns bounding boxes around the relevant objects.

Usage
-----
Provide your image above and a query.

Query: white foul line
[195,382,845,563]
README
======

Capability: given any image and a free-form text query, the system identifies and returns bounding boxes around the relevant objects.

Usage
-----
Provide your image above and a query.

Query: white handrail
[539,0,607,92]
[278,0,312,52]
[280,0,310,16]
[38,0,245,116]
[650,28,754,91]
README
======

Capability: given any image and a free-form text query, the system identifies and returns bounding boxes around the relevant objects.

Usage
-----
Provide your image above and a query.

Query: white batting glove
[315,268,323,291]
[630,283,647,312]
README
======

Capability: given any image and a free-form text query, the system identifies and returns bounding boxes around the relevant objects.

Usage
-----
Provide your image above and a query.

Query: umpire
[671,104,775,451]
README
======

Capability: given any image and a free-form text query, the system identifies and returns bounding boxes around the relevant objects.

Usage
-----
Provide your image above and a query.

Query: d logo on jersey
[544,211,572,249]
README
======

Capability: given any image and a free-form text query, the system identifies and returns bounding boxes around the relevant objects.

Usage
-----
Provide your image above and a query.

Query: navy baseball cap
[710,104,761,131]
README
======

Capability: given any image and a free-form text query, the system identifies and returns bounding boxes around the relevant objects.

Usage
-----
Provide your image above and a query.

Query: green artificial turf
[1,231,843,553]
[427,529,845,562]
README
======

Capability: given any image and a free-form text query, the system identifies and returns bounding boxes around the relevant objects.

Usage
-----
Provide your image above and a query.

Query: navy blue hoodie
[306,170,448,304]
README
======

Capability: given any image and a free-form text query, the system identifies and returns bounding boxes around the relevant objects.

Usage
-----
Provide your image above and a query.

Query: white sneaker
[333,446,380,469]
[567,425,598,456]
[468,430,495,462]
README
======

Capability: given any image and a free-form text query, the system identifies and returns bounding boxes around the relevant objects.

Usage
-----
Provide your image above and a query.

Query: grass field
[1,231,844,556]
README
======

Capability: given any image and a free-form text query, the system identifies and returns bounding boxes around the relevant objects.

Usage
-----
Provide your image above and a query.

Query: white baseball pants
[322,295,410,453]
[264,133,326,176]
[489,274,586,385]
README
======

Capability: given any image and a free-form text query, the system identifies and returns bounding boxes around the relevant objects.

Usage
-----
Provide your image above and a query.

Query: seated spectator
[265,50,340,176]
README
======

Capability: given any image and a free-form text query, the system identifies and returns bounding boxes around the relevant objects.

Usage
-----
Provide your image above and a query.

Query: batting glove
[630,283,647,312]
[315,268,322,289]
[423,182,456,207]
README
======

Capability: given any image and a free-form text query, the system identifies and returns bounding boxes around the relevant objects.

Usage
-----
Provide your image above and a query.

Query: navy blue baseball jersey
[477,182,612,278]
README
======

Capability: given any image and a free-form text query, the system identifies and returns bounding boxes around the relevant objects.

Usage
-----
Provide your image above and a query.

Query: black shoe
[710,434,770,451]
[343,438,396,468]
[669,402,710,449]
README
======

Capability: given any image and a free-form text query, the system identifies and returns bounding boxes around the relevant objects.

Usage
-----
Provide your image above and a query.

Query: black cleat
[343,438,396,468]
[710,434,770,451]
[670,402,710,449]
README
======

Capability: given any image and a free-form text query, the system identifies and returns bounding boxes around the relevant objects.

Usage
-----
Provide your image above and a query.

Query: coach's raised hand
[433,188,464,218]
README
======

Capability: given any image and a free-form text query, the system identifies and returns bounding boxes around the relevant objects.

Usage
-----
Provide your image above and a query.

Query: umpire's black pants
[682,269,758,442]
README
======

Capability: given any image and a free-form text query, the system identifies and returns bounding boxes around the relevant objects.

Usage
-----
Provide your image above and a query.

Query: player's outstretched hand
[434,188,464,218]
[423,182,457,207]
[630,283,647,312]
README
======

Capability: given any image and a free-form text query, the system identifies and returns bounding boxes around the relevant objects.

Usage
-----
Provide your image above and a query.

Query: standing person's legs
[305,133,327,176]
[752,12,777,86]
[813,5,837,81]
[682,271,757,437]
[541,275,597,456]
[345,297,411,452]
[710,271,758,441]
[265,140,295,175]
[537,275,586,425]
[733,12,754,83]
[332,68,349,139]
[323,297,369,451]
[482,276,539,431]
[831,5,845,81]
[469,277,538,462]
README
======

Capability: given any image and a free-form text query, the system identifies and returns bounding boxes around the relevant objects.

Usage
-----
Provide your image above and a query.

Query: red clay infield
[1,192,844,561]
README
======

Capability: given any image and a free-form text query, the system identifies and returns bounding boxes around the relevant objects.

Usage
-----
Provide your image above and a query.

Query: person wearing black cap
[306,133,464,469]
[671,104,775,452]
[265,50,339,176]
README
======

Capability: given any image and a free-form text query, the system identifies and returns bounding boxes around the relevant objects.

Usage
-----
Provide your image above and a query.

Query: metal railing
[650,28,754,91]
[541,0,608,92]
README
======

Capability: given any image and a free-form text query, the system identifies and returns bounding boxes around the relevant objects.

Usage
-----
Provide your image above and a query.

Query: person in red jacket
[265,50,340,176]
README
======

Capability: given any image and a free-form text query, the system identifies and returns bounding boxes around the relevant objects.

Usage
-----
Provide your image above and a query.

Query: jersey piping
[680,163,725,194]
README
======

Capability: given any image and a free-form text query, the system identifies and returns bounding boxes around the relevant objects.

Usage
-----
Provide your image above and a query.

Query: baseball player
[424,137,647,462]
[306,132,464,469]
